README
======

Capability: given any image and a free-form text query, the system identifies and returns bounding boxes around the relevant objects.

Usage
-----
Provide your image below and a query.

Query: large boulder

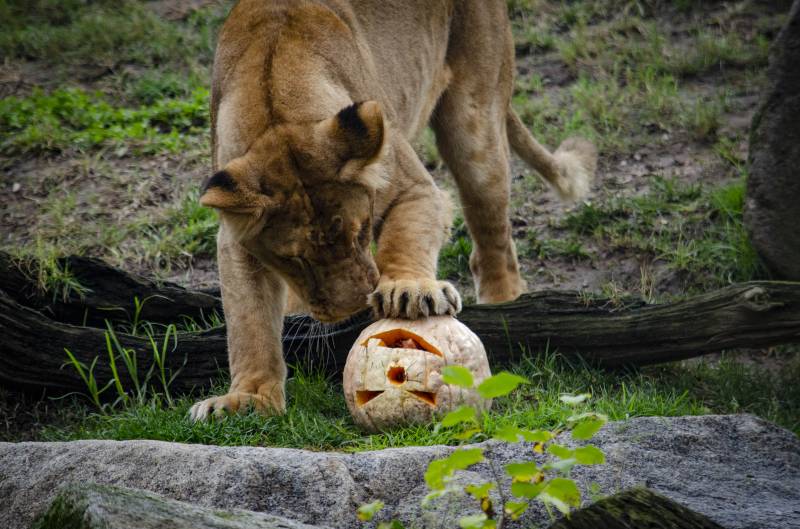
[32,484,723,529]
[1,415,799,529]
[31,484,328,529]
[745,0,800,279]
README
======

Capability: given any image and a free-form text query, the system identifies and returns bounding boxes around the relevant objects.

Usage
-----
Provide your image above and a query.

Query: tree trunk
[546,487,725,529]
[745,0,800,280]
[1,252,799,398]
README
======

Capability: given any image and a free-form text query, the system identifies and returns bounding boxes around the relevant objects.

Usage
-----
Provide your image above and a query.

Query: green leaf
[519,429,554,443]
[546,444,574,460]
[505,462,539,481]
[493,425,553,443]
[477,372,529,399]
[424,459,450,490]
[567,411,596,422]
[448,448,484,470]
[442,365,474,388]
[538,492,571,515]
[459,514,494,529]
[559,393,591,405]
[357,500,384,522]
[543,477,581,509]
[574,445,605,465]
[493,425,522,442]
[441,406,478,427]
[425,449,485,490]
[511,481,545,498]
[543,458,577,473]
[454,428,482,441]
[378,522,405,529]
[504,501,529,520]
[572,415,607,440]
[465,482,495,500]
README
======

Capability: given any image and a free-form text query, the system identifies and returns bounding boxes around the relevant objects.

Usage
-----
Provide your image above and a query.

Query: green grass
[134,189,219,272]
[8,185,219,287]
[10,239,91,303]
[0,87,209,156]
[36,348,800,449]
[438,216,473,282]
[513,64,732,152]
[0,0,229,74]
[508,1,780,153]
[519,232,593,262]
[559,176,764,291]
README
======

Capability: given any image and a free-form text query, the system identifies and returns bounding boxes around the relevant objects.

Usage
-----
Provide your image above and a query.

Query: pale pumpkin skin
[189,0,596,421]
[343,316,492,432]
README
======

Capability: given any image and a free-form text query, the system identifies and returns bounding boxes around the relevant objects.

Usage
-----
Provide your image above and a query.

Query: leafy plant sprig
[359,367,608,529]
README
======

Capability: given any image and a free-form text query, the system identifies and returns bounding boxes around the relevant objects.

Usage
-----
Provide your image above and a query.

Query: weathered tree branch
[0,252,220,328]
[0,252,798,398]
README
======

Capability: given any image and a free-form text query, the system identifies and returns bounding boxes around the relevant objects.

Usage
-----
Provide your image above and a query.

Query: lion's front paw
[369,278,462,319]
[188,390,285,422]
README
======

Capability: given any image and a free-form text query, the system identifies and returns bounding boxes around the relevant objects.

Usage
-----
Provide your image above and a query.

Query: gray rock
[31,483,328,529]
[745,0,800,279]
[1,415,799,529]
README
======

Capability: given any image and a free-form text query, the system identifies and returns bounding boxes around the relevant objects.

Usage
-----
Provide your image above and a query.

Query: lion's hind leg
[431,88,526,305]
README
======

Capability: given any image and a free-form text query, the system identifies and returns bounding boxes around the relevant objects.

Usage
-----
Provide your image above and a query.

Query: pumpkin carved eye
[356,390,383,406]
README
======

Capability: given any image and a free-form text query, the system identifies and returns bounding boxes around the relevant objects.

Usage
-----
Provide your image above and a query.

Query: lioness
[190,0,596,420]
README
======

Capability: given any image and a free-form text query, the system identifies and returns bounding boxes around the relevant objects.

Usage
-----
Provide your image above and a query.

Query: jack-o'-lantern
[343,316,492,432]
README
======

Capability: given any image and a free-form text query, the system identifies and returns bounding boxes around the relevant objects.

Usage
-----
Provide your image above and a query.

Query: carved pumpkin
[343,316,492,432]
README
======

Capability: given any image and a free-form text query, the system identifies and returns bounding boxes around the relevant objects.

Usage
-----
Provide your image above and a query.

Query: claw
[370,279,462,320]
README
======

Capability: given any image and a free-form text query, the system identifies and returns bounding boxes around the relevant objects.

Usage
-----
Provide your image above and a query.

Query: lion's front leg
[370,187,462,319]
[189,233,287,421]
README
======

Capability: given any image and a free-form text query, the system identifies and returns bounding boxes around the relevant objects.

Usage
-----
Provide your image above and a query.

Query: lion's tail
[506,109,597,202]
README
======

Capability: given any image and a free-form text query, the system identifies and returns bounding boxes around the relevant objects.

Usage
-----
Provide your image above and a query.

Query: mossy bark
[547,488,725,529]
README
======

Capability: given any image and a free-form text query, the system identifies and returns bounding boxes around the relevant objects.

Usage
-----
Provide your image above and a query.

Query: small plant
[11,241,91,303]
[438,216,473,282]
[359,368,607,528]
[62,297,182,412]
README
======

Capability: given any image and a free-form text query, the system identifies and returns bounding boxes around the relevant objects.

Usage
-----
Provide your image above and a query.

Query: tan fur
[190,0,597,421]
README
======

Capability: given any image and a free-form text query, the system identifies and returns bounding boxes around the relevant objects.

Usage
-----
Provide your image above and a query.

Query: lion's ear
[200,167,271,213]
[331,101,385,163]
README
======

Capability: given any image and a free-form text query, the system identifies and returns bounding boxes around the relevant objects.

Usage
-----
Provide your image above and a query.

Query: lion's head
[200,102,387,322]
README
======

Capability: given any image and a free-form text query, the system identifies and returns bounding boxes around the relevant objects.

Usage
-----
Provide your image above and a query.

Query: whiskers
[283,314,336,372]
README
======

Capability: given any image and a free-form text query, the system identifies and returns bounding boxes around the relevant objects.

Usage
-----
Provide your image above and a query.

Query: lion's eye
[357,221,371,245]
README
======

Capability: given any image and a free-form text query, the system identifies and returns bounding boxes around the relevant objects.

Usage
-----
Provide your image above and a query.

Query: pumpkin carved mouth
[408,390,437,406]
[355,389,437,407]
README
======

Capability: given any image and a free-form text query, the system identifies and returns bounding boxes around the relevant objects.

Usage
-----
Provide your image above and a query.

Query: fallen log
[0,253,799,398]
[547,487,725,529]
[0,251,220,328]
